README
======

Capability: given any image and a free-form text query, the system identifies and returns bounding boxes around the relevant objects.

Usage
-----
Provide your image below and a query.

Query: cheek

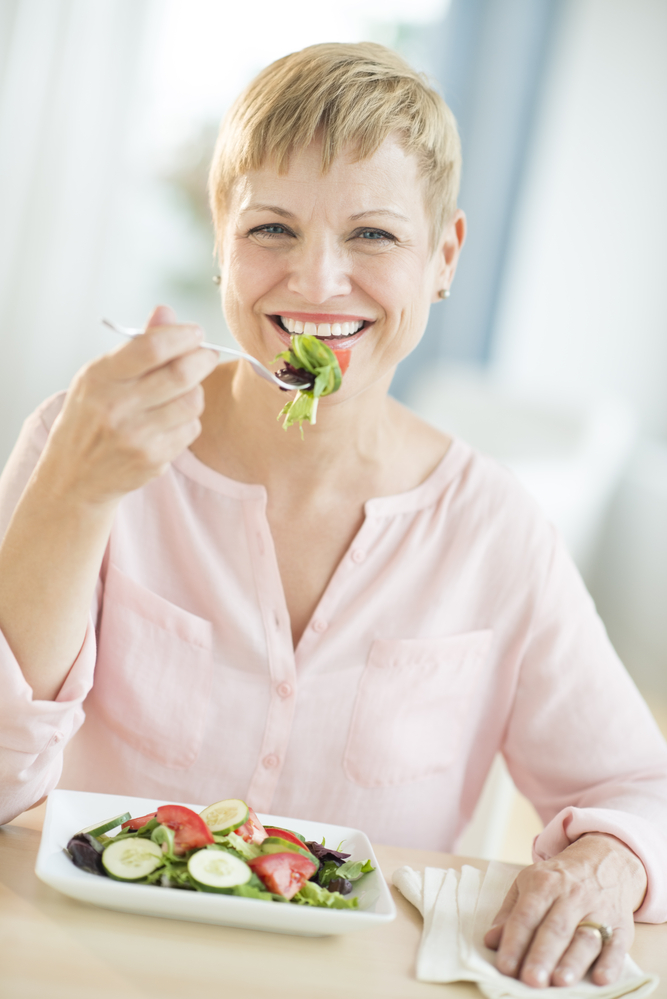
[224,244,285,310]
[360,253,433,321]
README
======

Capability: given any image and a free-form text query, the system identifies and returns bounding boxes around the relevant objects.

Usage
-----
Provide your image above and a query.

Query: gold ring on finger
[577,921,613,945]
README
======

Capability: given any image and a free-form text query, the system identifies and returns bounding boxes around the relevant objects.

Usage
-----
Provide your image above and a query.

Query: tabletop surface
[2,803,666,999]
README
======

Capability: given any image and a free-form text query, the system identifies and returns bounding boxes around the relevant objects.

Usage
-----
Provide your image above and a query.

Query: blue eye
[250,224,292,237]
[356,228,395,242]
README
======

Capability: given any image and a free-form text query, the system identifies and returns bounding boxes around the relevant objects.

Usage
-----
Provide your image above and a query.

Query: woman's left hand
[484,833,648,988]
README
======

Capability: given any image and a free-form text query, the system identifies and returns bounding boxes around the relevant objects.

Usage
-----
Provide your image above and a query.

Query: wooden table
[1,805,665,999]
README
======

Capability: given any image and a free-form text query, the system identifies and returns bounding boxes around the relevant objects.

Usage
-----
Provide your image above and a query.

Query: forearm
[0,458,117,701]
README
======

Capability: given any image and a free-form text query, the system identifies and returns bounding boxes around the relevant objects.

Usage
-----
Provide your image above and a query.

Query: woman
[0,42,665,988]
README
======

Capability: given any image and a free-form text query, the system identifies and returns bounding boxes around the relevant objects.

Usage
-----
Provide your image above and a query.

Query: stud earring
[212,275,221,285]
[438,288,450,299]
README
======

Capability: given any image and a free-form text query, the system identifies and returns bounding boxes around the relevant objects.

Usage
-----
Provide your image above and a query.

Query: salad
[274,334,350,434]
[65,797,374,909]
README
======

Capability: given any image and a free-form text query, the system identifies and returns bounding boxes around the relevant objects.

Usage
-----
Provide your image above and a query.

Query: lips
[268,314,371,350]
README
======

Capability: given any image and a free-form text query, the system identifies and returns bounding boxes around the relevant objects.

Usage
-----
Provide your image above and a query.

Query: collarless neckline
[172,437,471,513]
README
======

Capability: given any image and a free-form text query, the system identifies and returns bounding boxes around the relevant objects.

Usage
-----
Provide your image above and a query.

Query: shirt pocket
[90,561,213,769]
[343,631,493,788]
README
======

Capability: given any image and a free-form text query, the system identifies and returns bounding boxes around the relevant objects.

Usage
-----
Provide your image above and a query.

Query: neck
[195,360,404,499]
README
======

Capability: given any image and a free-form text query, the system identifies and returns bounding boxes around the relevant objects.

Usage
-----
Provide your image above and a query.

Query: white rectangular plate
[35,789,396,936]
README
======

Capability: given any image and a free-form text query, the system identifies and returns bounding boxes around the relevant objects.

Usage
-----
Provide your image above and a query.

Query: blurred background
[1,0,666,861]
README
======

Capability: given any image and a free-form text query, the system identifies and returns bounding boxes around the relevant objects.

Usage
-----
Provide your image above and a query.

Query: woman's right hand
[43,305,219,505]
[0,305,219,701]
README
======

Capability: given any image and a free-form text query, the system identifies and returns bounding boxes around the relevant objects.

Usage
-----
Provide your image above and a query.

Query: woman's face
[219,134,464,402]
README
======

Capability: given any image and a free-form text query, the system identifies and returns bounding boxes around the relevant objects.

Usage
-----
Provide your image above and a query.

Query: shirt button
[263,754,279,769]
[277,682,293,698]
[351,549,366,564]
[312,618,328,633]
[52,731,64,743]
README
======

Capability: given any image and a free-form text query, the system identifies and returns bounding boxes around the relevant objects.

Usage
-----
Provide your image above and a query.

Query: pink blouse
[2,393,667,921]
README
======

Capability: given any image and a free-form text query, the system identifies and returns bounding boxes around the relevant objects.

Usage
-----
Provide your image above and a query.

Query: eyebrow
[241,203,296,218]
[348,209,411,223]
[241,203,410,224]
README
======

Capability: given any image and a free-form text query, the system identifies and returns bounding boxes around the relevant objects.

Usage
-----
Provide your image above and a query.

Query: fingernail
[526,966,548,987]
[560,970,574,985]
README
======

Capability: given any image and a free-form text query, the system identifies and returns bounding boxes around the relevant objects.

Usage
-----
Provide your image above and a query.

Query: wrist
[577,832,648,911]
[33,447,122,516]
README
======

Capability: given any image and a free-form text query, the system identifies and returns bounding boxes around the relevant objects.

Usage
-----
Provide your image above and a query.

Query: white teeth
[278,317,365,337]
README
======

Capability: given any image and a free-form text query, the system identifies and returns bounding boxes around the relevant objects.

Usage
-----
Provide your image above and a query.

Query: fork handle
[102,318,231,355]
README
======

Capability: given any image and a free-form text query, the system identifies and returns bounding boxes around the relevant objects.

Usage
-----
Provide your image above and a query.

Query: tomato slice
[248,852,317,899]
[121,811,157,831]
[263,827,307,849]
[333,348,351,375]
[156,804,214,855]
[234,806,268,845]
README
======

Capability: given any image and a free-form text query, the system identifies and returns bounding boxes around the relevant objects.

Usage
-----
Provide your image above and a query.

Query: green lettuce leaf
[150,823,176,859]
[293,880,360,908]
[335,858,374,881]
[274,334,343,435]
[316,859,341,887]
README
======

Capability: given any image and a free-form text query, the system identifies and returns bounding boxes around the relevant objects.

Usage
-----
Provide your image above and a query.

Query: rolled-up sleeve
[0,620,96,822]
[0,392,98,824]
[503,528,667,922]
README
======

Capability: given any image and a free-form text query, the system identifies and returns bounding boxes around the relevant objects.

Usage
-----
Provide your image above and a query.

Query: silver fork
[102,319,313,392]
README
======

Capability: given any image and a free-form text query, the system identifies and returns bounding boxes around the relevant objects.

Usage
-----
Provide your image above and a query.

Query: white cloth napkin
[392,862,659,999]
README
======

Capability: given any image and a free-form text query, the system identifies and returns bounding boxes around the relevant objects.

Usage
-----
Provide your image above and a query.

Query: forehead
[229,134,427,221]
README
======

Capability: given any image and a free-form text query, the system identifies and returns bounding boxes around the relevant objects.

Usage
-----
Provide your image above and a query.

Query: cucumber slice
[102,838,164,881]
[261,837,319,866]
[199,798,249,835]
[188,848,252,891]
[79,812,131,839]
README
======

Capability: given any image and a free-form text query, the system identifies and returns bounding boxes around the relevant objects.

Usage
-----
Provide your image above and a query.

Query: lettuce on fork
[274,334,343,435]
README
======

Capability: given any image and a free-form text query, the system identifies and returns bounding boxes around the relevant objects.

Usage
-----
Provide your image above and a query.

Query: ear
[430,209,466,303]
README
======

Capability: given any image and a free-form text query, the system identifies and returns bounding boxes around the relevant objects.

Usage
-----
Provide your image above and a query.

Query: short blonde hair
[208,42,461,249]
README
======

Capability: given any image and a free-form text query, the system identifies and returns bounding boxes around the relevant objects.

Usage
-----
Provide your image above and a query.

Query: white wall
[590,440,667,697]
[490,0,667,694]
[0,0,152,467]
[492,0,667,435]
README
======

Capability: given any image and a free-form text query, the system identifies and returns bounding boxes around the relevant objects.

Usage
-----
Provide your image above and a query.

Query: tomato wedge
[121,811,156,831]
[263,827,307,849]
[333,348,351,375]
[156,804,214,855]
[248,852,317,900]
[234,806,268,845]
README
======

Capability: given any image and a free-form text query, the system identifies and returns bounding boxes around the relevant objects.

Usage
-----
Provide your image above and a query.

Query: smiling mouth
[270,315,372,346]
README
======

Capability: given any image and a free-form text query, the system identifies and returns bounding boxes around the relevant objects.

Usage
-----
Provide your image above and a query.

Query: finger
[146,304,177,328]
[117,415,203,483]
[105,323,205,380]
[518,898,596,988]
[137,347,218,411]
[590,926,632,988]
[549,922,605,987]
[142,385,206,435]
[154,418,203,467]
[484,881,519,950]
[493,890,555,980]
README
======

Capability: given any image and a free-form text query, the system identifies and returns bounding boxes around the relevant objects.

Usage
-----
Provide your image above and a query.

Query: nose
[285,236,352,304]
